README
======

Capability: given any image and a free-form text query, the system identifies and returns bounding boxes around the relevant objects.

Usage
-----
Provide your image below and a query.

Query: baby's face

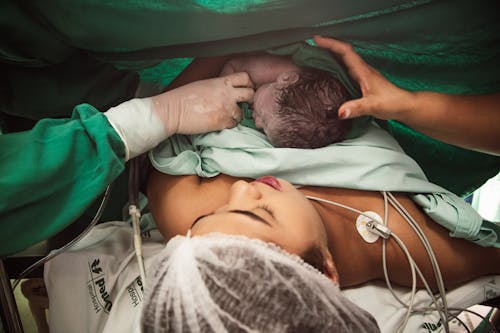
[252,71,300,141]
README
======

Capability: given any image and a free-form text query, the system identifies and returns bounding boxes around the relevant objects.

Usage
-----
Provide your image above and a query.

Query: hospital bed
[3,2,499,331]
[1,222,498,333]
[0,215,95,333]
[1,251,44,333]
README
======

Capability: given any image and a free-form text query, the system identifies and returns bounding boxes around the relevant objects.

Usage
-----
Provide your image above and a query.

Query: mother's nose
[229,180,262,204]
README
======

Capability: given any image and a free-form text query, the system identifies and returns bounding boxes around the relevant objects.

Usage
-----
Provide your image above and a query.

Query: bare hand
[314,36,413,121]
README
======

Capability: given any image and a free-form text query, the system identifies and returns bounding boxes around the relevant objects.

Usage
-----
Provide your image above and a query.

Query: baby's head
[253,68,353,148]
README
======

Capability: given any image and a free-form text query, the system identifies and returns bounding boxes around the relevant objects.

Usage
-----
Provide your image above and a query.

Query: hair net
[141,233,380,333]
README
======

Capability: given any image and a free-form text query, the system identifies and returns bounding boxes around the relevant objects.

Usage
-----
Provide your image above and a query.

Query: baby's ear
[276,71,300,86]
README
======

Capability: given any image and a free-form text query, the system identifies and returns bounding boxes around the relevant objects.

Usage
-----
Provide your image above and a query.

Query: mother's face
[190,177,336,280]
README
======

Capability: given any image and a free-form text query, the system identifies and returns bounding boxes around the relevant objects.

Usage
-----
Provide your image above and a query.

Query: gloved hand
[105,72,254,160]
[152,72,254,135]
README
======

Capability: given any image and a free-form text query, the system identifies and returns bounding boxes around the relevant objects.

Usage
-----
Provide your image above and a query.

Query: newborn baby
[220,54,353,148]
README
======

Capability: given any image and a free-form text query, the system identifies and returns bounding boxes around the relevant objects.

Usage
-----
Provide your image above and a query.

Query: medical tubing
[379,192,412,309]
[130,205,146,287]
[378,214,419,333]
[384,192,449,332]
[13,183,114,290]
[382,192,447,331]
[387,192,445,291]
[308,192,493,332]
[381,192,416,309]
[306,194,419,311]
[409,262,445,317]
[307,193,451,330]
[384,193,444,296]
[390,233,417,333]
[307,193,416,318]
[379,191,418,326]
[385,192,449,328]
[383,190,389,227]
[381,239,449,331]
[306,193,489,332]
[387,192,444,290]
[304,195,380,220]
[128,157,147,285]
[407,259,445,322]
[128,157,140,207]
[380,192,417,317]
[381,236,449,330]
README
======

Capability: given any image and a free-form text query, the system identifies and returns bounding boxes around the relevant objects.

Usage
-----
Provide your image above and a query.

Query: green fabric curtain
[2,0,499,195]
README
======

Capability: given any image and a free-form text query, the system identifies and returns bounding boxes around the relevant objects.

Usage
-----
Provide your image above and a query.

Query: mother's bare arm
[147,171,245,239]
[147,171,500,288]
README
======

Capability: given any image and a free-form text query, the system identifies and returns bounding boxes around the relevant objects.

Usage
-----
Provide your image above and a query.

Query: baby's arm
[166,56,231,91]
[220,53,301,88]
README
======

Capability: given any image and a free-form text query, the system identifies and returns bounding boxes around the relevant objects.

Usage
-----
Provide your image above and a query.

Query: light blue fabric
[149,122,498,247]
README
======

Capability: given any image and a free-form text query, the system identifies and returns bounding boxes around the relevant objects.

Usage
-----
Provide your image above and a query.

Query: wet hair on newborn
[269,68,352,149]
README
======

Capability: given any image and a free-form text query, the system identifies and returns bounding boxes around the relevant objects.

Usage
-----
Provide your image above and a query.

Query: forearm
[0,105,126,256]
[314,37,500,155]
[147,172,238,240]
[394,91,500,155]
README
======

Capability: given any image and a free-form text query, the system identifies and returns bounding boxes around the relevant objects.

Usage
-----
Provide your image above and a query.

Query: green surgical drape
[1,0,499,255]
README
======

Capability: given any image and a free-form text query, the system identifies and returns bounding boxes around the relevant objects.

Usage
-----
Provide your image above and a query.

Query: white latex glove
[105,72,254,160]
[152,72,254,135]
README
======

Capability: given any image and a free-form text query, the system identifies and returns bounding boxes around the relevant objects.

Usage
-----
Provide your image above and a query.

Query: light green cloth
[150,122,498,247]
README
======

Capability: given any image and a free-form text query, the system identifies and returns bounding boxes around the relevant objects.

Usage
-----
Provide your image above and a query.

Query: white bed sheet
[344,276,500,332]
[45,222,500,333]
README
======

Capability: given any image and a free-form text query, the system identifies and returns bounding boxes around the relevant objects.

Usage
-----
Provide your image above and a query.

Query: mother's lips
[254,176,281,191]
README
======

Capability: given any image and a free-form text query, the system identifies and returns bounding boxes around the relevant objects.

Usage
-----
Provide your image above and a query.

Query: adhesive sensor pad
[356,211,383,243]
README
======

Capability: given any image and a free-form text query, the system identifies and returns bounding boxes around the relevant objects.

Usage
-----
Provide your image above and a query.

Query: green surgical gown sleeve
[0,104,126,257]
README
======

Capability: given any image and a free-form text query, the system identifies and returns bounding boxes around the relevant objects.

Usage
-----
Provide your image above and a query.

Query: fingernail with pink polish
[339,108,350,119]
